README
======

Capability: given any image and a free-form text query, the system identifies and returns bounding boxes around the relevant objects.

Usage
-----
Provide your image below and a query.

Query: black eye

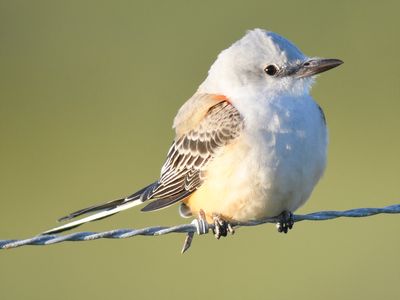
[264,64,278,76]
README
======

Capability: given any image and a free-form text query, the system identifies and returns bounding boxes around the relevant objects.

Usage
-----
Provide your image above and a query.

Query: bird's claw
[212,214,235,239]
[276,210,294,234]
[182,211,234,252]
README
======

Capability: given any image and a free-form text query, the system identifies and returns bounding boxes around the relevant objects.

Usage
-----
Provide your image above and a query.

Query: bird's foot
[212,214,235,239]
[276,210,294,234]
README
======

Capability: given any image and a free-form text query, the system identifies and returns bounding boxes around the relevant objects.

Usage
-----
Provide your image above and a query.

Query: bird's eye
[264,64,278,76]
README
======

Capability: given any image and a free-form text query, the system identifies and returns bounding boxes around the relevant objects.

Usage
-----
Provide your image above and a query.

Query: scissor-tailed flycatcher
[44,29,342,237]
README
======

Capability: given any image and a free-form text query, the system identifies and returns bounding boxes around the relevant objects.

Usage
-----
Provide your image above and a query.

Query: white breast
[190,93,327,222]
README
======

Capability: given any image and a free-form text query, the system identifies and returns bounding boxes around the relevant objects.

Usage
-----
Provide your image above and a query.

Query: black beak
[295,58,343,78]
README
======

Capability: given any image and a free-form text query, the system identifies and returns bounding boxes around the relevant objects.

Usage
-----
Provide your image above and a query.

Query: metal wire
[1,204,399,252]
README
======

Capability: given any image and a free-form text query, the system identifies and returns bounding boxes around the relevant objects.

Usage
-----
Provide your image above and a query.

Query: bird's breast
[185,96,327,222]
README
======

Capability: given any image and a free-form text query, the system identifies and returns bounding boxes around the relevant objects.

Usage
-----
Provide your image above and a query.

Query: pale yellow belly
[183,141,282,223]
[183,128,325,223]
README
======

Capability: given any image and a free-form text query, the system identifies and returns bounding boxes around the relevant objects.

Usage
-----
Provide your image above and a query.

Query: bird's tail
[42,184,155,234]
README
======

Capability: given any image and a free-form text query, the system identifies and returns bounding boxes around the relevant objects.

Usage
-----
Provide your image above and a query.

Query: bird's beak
[295,58,343,78]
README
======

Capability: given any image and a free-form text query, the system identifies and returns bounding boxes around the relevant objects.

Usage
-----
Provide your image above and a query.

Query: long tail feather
[43,198,143,235]
[58,198,127,222]
[43,183,158,234]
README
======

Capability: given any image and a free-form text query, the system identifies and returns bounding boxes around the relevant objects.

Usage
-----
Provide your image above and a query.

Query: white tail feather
[43,199,143,234]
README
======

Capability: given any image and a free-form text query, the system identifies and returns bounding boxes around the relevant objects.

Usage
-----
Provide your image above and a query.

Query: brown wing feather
[139,99,243,211]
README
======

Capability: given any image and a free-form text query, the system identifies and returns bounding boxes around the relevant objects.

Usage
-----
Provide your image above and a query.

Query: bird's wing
[43,94,243,234]
[139,94,244,211]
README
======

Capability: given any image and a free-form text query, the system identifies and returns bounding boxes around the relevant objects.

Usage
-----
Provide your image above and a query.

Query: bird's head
[198,29,343,99]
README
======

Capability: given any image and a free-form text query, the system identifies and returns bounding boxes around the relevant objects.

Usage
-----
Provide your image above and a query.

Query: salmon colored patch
[213,94,229,102]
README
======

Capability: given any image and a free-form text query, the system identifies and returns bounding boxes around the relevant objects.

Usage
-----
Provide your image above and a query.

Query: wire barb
[1,204,399,252]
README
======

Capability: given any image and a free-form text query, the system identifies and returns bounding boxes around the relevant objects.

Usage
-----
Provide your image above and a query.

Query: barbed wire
[1,204,399,253]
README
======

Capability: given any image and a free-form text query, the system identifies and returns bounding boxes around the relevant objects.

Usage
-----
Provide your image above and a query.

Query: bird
[44,28,343,237]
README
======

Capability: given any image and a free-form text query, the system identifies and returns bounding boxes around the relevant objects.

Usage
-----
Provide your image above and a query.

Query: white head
[198,29,342,100]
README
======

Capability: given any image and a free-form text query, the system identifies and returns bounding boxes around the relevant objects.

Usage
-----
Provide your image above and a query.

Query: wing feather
[140,99,243,211]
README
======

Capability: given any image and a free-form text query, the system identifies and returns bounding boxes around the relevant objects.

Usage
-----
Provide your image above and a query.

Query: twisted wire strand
[1,204,399,251]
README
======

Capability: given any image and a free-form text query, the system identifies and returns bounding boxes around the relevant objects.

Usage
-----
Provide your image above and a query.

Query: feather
[43,94,243,234]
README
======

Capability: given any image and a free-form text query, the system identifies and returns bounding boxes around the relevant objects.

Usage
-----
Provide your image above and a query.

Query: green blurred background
[1,0,399,299]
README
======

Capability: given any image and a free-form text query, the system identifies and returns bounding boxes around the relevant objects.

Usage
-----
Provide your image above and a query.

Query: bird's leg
[212,213,235,239]
[276,210,294,234]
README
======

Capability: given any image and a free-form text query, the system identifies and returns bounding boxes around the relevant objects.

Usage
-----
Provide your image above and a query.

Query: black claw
[212,215,233,239]
[276,211,294,234]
